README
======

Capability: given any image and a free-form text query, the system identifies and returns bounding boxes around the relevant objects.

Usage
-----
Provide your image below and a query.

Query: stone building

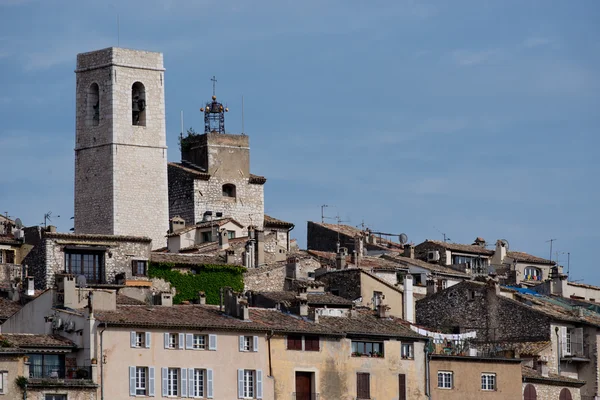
[306,221,404,254]
[74,47,169,250]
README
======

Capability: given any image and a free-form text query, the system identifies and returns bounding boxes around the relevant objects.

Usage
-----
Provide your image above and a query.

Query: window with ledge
[131,260,147,277]
[136,366,148,395]
[45,396,67,400]
[287,335,320,351]
[481,373,496,391]
[190,368,210,397]
[222,184,236,198]
[401,343,414,359]
[86,82,100,126]
[164,367,179,397]
[193,334,206,350]
[452,254,488,272]
[438,371,453,389]
[29,354,65,379]
[239,335,258,352]
[0,370,6,394]
[201,231,212,243]
[524,266,542,281]
[227,230,236,239]
[65,250,104,284]
[356,372,370,399]
[131,82,146,126]
[164,333,183,350]
[238,369,263,399]
[351,341,383,358]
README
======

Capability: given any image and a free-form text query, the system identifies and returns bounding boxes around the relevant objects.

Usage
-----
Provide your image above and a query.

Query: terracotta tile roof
[264,214,294,229]
[0,334,75,349]
[0,298,22,321]
[384,254,471,278]
[417,240,494,255]
[168,162,211,180]
[318,310,424,339]
[166,218,243,237]
[567,281,600,291]
[0,235,21,245]
[513,292,600,327]
[496,341,551,356]
[95,304,340,336]
[318,267,404,295]
[45,232,151,243]
[507,251,554,265]
[306,250,403,271]
[521,365,586,387]
[249,174,267,184]
[255,291,354,307]
[116,294,146,305]
[311,222,404,251]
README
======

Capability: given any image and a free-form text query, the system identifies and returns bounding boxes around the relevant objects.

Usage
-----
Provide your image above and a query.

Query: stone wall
[167,164,196,225]
[244,257,321,292]
[317,269,362,302]
[522,383,581,400]
[182,133,250,178]
[306,221,353,252]
[74,47,169,249]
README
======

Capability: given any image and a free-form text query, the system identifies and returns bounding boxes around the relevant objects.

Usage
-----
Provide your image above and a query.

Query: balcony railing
[29,365,92,381]
[292,393,319,400]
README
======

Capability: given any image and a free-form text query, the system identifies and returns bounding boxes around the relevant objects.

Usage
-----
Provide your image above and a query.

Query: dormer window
[222,184,236,198]
[132,82,146,126]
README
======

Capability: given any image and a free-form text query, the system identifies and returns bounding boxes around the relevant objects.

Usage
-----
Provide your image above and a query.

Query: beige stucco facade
[270,335,427,400]
[430,357,522,400]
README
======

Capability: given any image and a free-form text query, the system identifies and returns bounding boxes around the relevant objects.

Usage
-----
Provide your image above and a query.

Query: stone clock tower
[74,47,169,249]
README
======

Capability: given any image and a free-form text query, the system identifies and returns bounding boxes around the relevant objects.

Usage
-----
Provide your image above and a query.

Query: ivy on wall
[149,262,245,304]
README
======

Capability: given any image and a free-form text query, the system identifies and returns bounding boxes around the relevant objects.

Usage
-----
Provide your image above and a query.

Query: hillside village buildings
[0,45,598,400]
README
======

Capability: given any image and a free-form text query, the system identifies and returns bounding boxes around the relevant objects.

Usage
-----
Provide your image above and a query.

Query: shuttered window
[304,336,320,351]
[287,335,303,350]
[523,384,537,400]
[559,388,572,400]
[357,372,370,399]
[399,374,406,400]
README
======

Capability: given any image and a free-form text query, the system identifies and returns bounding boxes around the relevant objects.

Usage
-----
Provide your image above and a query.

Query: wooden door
[295,372,312,400]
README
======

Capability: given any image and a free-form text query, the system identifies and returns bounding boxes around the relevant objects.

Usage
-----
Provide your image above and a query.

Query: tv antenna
[545,238,557,263]
[41,211,60,228]
[434,226,451,242]
[321,205,336,223]
[211,76,217,96]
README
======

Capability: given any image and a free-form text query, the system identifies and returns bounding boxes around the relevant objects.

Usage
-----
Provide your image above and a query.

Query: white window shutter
[253,336,259,352]
[148,366,155,397]
[256,370,263,399]
[209,334,217,350]
[207,369,214,398]
[164,333,169,349]
[145,332,151,349]
[181,368,188,397]
[178,333,185,349]
[188,368,195,397]
[239,335,245,352]
[238,369,244,399]
[129,366,136,396]
[130,331,136,348]
[186,333,194,350]
[162,367,168,396]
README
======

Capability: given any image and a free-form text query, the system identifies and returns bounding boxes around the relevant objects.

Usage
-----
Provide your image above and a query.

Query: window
[523,384,537,400]
[441,279,448,289]
[222,184,236,198]
[136,367,148,395]
[190,369,205,397]
[45,396,67,400]
[437,371,453,389]
[132,260,147,277]
[401,343,414,360]
[481,373,496,391]
[164,333,183,350]
[29,354,65,379]
[86,82,100,126]
[304,336,320,352]
[398,374,406,400]
[524,267,542,281]
[451,254,488,272]
[559,388,572,400]
[356,372,370,399]
[227,230,236,239]
[564,327,583,356]
[201,231,212,243]
[193,334,206,350]
[239,335,258,352]
[65,251,104,283]
[287,335,303,351]
[238,369,263,399]
[0,371,6,394]
[373,291,383,308]
[167,368,179,396]
[130,331,151,349]
[351,341,383,357]
[132,82,146,126]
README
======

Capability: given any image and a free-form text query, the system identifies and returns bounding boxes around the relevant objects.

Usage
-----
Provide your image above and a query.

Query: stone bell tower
[74,47,169,249]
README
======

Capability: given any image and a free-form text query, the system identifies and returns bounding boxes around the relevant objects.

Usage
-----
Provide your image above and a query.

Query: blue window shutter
[239,335,245,352]
[209,334,217,350]
[207,369,214,398]
[130,331,136,348]
[181,368,188,397]
[145,332,151,349]
[178,333,185,349]
[256,370,263,399]
[238,369,244,398]
[253,336,259,352]
[148,367,155,397]
[188,368,195,397]
[162,367,168,396]
[129,366,136,396]
[164,333,169,349]
[186,333,193,350]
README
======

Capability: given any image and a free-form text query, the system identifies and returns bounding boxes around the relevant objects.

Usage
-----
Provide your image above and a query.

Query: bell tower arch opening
[86,83,100,127]
[132,81,146,126]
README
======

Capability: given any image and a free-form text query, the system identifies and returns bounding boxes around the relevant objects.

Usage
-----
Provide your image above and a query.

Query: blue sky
[0,1,598,282]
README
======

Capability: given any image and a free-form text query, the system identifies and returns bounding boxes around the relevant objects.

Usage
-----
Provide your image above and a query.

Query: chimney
[335,248,347,270]
[426,278,437,296]
[198,291,206,305]
[244,241,255,268]
[403,277,414,323]
[351,250,357,266]
[297,288,309,317]
[255,230,265,267]
[495,240,507,263]
[219,228,229,250]
[354,234,364,259]
[169,216,186,234]
[536,359,549,377]
[473,237,486,247]
[403,244,415,259]
[47,225,57,233]
[159,292,173,306]
[286,257,300,279]
[377,304,390,318]
[223,287,250,320]
[225,250,236,264]
[26,276,35,296]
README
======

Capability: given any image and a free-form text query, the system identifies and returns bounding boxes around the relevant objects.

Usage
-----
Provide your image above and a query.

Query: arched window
[523,384,536,400]
[222,184,236,198]
[559,388,572,400]
[86,83,100,127]
[524,266,543,281]
[131,82,146,126]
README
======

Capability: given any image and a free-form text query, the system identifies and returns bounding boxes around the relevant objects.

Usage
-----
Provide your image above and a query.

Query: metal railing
[29,365,92,380]
[292,393,320,400]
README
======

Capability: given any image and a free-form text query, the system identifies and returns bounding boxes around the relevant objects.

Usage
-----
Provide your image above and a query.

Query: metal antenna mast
[546,238,557,263]
[211,76,217,96]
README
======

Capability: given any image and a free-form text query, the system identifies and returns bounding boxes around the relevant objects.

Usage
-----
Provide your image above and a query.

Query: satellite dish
[14,218,23,229]
[399,233,408,245]
[500,239,510,251]
[76,275,87,288]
